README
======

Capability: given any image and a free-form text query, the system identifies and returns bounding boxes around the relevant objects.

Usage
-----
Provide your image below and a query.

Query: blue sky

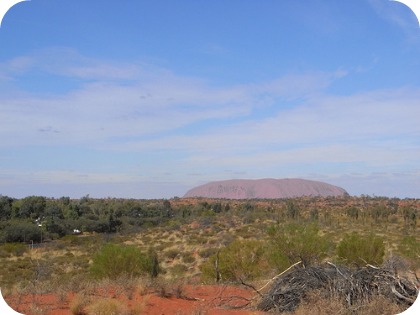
[0,0,419,199]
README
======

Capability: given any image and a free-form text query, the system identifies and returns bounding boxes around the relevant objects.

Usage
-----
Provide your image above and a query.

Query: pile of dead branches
[257,262,419,313]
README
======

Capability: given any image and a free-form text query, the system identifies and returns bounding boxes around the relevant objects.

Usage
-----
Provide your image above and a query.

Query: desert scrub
[0,257,35,289]
[181,252,196,264]
[164,248,179,260]
[85,298,129,315]
[398,235,420,259]
[337,232,385,267]
[69,292,89,315]
[0,242,28,257]
[397,235,420,268]
[188,235,208,245]
[169,263,189,277]
[198,247,218,258]
[90,243,157,279]
[200,239,267,283]
[267,222,331,271]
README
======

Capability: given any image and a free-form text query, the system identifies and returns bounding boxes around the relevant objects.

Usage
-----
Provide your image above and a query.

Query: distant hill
[183,178,348,199]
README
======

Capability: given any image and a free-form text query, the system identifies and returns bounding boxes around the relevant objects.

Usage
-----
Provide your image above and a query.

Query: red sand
[5,285,266,315]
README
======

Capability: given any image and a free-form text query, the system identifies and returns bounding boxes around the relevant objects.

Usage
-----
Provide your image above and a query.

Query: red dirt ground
[5,285,266,315]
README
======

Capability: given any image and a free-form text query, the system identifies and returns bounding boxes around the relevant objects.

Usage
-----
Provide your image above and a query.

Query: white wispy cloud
[0,49,343,147]
[0,49,419,198]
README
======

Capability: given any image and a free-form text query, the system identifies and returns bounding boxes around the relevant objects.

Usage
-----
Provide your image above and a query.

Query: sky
[0,0,419,199]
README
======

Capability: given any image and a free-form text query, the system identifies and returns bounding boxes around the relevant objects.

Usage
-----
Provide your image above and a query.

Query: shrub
[3,221,42,243]
[69,293,89,315]
[86,298,129,315]
[90,243,156,279]
[150,278,182,299]
[198,247,218,258]
[0,242,28,257]
[200,240,267,283]
[164,248,179,260]
[170,263,189,277]
[267,223,331,271]
[182,252,196,264]
[398,235,420,260]
[337,232,385,267]
[397,235,420,268]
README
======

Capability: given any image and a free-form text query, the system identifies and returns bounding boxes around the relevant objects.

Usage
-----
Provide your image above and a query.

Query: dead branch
[257,263,418,313]
[258,260,302,293]
[239,278,263,298]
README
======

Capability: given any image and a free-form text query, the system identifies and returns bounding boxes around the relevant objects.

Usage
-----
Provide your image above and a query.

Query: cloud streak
[0,49,345,147]
[0,49,419,198]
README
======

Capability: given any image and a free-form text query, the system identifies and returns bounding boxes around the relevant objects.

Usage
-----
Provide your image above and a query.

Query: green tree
[3,221,42,243]
[0,195,14,220]
[45,216,66,238]
[108,210,122,233]
[12,196,46,219]
[286,200,299,219]
[346,206,359,220]
[162,200,173,217]
[211,202,222,214]
[45,203,64,219]
[148,248,160,278]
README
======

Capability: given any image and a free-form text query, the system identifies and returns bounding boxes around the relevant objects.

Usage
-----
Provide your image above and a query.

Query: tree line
[0,195,231,243]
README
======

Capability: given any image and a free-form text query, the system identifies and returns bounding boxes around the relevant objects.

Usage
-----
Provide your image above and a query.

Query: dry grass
[294,290,407,315]
[0,197,418,314]
[359,295,407,315]
[293,290,350,315]
[69,292,89,315]
[130,296,149,315]
[85,298,129,315]
[293,290,408,315]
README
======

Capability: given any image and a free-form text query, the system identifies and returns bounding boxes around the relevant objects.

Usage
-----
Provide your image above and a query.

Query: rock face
[184,178,348,199]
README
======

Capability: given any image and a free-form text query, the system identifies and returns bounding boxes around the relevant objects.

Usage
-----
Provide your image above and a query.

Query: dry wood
[258,260,302,293]
[257,262,419,313]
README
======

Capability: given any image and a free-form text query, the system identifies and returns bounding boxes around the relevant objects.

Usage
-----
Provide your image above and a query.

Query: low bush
[337,232,385,267]
[164,248,179,260]
[69,293,89,315]
[86,298,129,315]
[397,235,420,268]
[267,223,331,271]
[0,242,28,257]
[398,235,420,260]
[182,252,196,264]
[3,221,42,243]
[200,240,267,282]
[90,243,158,279]
[170,263,189,277]
[198,247,218,258]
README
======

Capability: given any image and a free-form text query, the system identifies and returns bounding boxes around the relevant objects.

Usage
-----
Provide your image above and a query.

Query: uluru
[184,178,348,199]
